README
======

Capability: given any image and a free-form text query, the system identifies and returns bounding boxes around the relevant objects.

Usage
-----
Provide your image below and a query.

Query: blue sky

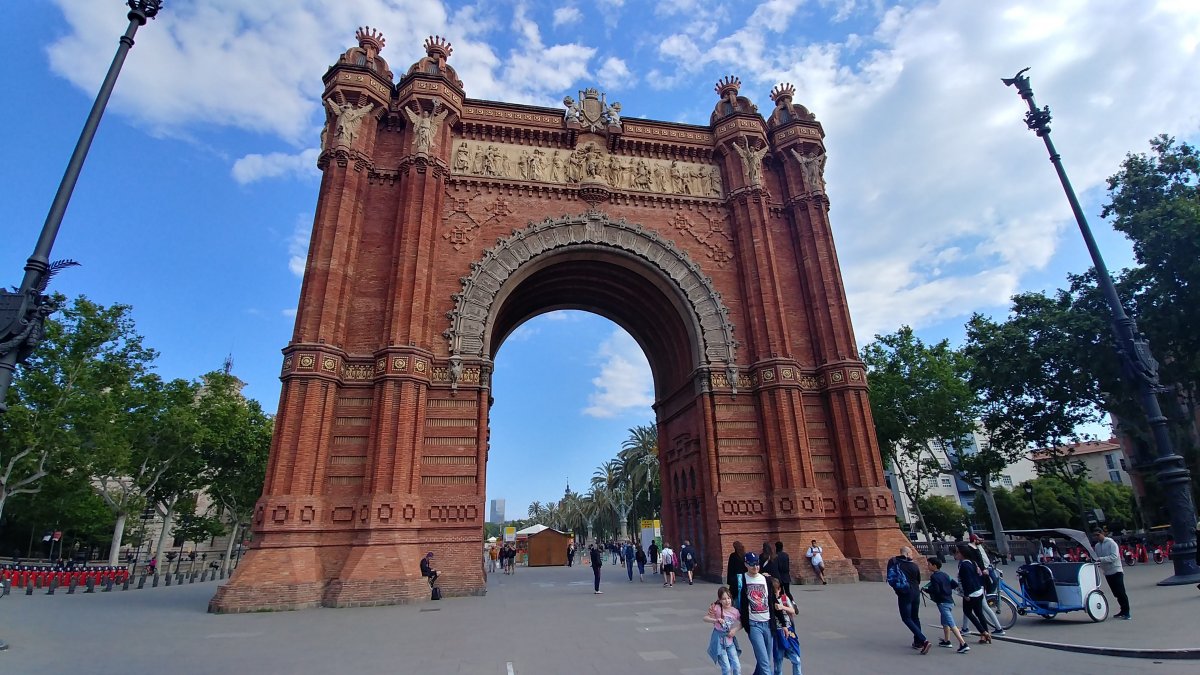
[2,1,1198,518]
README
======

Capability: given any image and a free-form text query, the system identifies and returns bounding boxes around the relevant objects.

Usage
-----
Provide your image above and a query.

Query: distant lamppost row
[1003,68,1200,585]
[0,1,163,414]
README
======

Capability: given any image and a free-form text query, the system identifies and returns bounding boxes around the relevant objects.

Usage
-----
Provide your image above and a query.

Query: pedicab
[990,528,1109,628]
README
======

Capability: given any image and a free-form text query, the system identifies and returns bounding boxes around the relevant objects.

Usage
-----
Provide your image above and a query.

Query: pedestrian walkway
[0,559,1195,674]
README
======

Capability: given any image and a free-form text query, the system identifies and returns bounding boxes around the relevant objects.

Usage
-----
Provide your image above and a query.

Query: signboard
[639,519,661,552]
[503,526,516,542]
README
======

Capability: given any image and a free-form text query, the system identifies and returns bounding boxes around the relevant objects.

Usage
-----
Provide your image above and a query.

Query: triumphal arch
[210,29,908,612]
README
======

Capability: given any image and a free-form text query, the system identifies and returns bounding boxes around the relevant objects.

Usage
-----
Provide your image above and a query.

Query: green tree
[195,370,272,572]
[963,293,1105,553]
[916,495,969,539]
[862,326,976,543]
[0,297,156,524]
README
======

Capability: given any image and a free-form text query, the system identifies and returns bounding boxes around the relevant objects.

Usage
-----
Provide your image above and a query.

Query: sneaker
[957,644,970,654]
[920,641,932,655]
[992,629,1006,636]
[1116,613,1131,620]
[689,581,693,585]
[594,590,603,594]
[938,640,952,648]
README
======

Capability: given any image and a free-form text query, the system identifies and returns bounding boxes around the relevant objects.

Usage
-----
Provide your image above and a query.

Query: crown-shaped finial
[424,35,453,59]
[714,76,741,99]
[356,26,385,53]
[770,83,795,104]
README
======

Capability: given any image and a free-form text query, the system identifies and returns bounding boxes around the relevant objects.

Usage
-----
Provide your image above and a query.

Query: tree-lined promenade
[0,296,271,570]
[863,136,1199,549]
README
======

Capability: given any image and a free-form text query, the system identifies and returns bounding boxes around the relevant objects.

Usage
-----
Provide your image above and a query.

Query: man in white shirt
[738,552,782,675]
[1092,526,1131,619]
[806,539,827,584]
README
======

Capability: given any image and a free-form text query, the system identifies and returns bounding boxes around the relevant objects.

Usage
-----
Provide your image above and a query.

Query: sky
[2,0,1198,520]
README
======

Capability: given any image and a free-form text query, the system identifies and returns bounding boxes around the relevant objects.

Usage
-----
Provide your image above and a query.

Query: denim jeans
[626,558,634,580]
[773,633,801,675]
[897,593,927,644]
[716,640,741,675]
[747,620,775,675]
[936,601,957,628]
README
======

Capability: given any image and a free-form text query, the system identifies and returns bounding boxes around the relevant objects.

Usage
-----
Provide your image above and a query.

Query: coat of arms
[563,88,622,133]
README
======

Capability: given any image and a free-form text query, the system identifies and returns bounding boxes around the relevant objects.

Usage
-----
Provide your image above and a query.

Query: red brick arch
[209,32,909,613]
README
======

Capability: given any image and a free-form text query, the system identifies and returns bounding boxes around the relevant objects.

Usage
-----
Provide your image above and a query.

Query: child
[924,557,969,653]
[704,586,741,675]
[770,577,803,674]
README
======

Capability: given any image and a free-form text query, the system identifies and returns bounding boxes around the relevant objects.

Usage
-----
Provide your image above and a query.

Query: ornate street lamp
[0,1,163,413]
[1022,482,1039,527]
[1004,68,1200,585]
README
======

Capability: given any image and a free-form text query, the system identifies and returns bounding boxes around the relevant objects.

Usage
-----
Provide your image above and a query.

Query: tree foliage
[862,326,975,542]
[916,495,969,539]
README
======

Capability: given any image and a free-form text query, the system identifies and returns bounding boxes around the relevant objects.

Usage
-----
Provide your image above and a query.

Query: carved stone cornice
[318,147,373,172]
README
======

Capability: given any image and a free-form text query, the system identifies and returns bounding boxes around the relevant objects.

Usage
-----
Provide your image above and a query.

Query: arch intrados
[486,249,700,396]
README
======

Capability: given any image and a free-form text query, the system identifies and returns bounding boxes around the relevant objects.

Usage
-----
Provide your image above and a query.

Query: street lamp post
[0,1,162,413]
[1022,482,1040,527]
[1004,68,1200,585]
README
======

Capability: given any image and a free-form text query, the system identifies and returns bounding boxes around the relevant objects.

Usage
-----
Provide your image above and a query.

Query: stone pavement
[1,558,1196,674]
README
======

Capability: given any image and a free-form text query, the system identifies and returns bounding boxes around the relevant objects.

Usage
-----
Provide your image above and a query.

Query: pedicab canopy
[1003,528,1098,560]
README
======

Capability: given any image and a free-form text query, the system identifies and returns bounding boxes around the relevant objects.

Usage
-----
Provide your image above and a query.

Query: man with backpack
[680,540,698,585]
[887,546,931,654]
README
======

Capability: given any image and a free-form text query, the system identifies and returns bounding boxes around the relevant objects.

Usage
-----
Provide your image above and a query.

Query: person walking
[738,551,782,675]
[770,577,803,675]
[774,542,792,597]
[567,541,575,567]
[635,543,647,582]
[489,544,499,573]
[682,540,698,585]
[649,540,659,574]
[589,543,603,594]
[727,541,747,603]
[1092,526,1131,619]
[953,544,991,643]
[705,586,742,675]
[625,541,636,582]
[804,540,826,585]
[887,546,931,654]
[924,557,969,653]
[963,534,1004,635]
[661,542,677,587]
[760,543,777,579]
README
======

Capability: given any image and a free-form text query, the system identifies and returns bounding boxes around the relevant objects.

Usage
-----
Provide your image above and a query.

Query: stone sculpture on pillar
[790,147,827,194]
[733,136,769,187]
[325,97,374,148]
[405,101,450,155]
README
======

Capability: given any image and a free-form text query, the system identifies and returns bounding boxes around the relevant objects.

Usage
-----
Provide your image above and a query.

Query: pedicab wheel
[991,596,1019,631]
[1085,590,1109,622]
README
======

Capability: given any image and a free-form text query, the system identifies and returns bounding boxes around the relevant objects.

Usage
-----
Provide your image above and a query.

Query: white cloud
[649,0,1200,343]
[282,308,298,318]
[231,149,320,184]
[287,215,311,277]
[553,6,583,28]
[597,56,633,88]
[582,329,653,418]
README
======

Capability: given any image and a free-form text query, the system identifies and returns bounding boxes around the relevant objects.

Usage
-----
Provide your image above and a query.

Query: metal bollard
[84,577,95,593]
[25,584,33,596]
[189,572,197,584]
[137,575,146,590]
[152,573,159,587]
[46,580,57,595]
[67,578,77,594]
[219,569,226,580]
[104,578,114,592]
[165,573,172,586]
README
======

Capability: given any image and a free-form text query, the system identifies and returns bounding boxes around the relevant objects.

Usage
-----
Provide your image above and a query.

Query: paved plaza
[1,558,1197,674]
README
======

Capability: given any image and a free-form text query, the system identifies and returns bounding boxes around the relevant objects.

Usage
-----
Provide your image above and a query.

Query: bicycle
[979,569,1020,631]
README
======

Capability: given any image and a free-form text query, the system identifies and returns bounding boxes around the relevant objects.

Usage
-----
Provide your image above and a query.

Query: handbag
[775,625,801,656]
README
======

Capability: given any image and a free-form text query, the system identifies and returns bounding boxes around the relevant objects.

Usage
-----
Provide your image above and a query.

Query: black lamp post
[1004,68,1200,585]
[1022,482,1039,527]
[0,1,162,413]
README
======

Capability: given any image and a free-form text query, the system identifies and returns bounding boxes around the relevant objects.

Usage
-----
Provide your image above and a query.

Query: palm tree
[619,424,660,514]
[527,500,542,521]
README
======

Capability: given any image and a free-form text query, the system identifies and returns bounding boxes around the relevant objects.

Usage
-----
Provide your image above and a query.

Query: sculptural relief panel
[449,139,722,199]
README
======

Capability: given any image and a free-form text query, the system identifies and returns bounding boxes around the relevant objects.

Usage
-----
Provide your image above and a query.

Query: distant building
[1030,438,1134,486]
[886,422,1038,536]
[489,499,505,524]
